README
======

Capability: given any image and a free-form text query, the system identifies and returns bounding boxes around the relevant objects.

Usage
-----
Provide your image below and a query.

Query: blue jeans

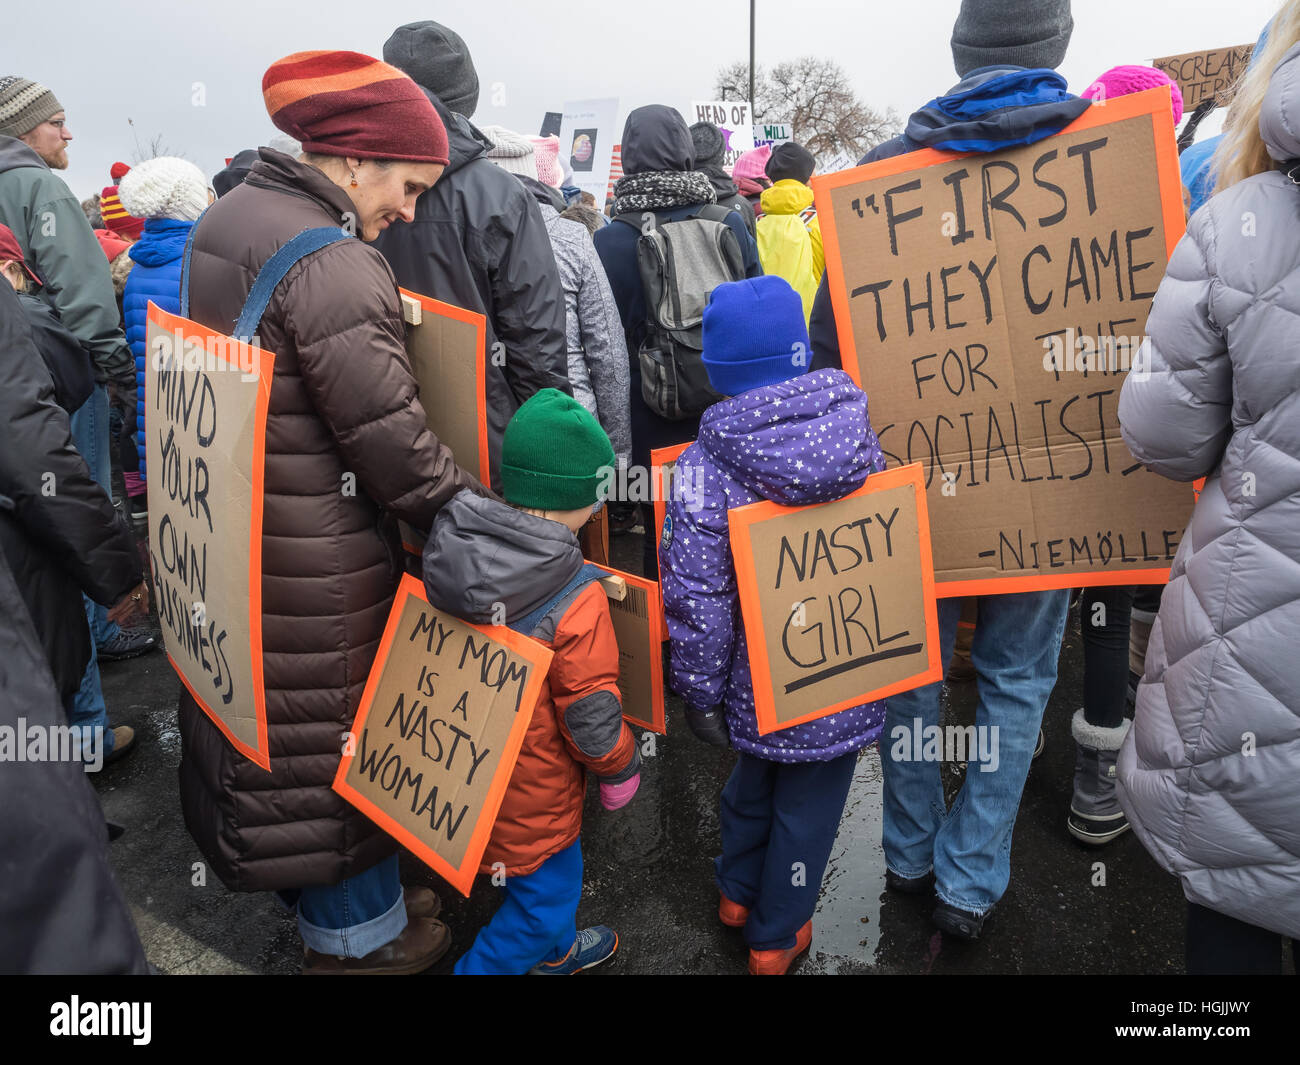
[289,853,406,957]
[66,386,119,756]
[882,590,1069,914]
[715,751,858,951]
[455,838,583,974]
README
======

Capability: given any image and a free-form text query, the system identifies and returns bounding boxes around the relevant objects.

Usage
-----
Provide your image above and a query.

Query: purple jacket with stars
[659,368,888,762]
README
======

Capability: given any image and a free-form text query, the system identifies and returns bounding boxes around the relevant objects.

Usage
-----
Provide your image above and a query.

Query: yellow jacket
[756,179,823,324]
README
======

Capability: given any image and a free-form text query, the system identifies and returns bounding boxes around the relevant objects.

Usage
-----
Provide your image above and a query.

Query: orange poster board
[595,565,666,733]
[333,574,551,897]
[145,304,272,769]
[399,289,491,555]
[813,89,1192,596]
[729,464,942,736]
[650,441,692,640]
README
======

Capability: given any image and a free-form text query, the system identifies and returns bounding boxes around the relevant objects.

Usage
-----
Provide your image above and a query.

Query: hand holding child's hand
[600,774,640,811]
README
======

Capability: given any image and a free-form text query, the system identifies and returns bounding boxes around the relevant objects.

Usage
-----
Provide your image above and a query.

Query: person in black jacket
[0,280,147,759]
[0,547,150,975]
[374,20,570,493]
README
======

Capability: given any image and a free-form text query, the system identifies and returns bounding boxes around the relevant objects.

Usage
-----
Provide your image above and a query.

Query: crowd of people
[1,0,1297,978]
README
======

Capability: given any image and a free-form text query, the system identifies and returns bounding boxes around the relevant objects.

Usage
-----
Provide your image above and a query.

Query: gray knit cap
[383,21,480,119]
[950,0,1074,76]
[0,76,63,138]
[689,122,726,167]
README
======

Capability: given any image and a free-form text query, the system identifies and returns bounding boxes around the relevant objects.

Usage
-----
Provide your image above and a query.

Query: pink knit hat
[1080,64,1184,125]
[731,144,772,181]
[530,135,563,188]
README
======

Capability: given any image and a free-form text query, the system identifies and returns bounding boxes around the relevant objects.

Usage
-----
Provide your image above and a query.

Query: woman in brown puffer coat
[177,51,487,975]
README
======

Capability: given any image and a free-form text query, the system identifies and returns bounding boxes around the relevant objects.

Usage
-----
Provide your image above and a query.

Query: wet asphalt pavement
[95,523,1199,976]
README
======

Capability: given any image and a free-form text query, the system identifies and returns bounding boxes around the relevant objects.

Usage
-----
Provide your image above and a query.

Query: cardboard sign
[596,566,666,733]
[650,441,692,641]
[754,122,792,148]
[560,98,619,202]
[145,305,272,769]
[399,290,490,554]
[690,100,756,172]
[333,574,551,896]
[814,89,1193,595]
[729,464,941,736]
[1152,43,1253,110]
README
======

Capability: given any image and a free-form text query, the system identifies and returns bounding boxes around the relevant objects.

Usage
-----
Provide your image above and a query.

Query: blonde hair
[1,260,27,293]
[1212,0,1300,192]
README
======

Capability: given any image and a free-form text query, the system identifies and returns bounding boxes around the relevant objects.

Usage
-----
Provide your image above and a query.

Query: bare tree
[715,57,901,164]
[126,118,185,163]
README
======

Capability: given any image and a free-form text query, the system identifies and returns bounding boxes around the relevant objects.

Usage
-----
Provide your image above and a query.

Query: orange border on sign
[331,573,552,897]
[399,288,492,488]
[811,88,1189,597]
[728,463,943,736]
[148,303,272,771]
[650,441,692,640]
[594,564,666,734]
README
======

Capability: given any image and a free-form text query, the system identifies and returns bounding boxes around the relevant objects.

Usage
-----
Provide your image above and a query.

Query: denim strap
[508,563,608,637]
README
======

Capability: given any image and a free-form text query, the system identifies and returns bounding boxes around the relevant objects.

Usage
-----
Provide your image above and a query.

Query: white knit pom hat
[479,124,537,180]
[118,156,210,222]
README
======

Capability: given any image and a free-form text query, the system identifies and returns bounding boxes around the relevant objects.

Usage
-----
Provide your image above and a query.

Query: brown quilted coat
[178,149,485,892]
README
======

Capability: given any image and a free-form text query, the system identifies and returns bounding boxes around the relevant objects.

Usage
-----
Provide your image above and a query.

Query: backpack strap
[616,202,733,232]
[233,227,352,337]
[178,206,210,320]
[507,562,608,638]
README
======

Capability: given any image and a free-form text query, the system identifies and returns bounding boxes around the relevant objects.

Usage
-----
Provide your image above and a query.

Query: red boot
[718,892,750,928]
[748,921,812,975]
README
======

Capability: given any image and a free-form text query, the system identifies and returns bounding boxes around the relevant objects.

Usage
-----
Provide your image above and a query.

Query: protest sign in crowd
[1,0,1298,983]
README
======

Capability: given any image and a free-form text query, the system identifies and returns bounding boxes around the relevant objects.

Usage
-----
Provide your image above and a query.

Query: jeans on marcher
[66,386,119,757]
[715,751,858,951]
[455,838,583,974]
[882,590,1070,915]
[291,853,406,958]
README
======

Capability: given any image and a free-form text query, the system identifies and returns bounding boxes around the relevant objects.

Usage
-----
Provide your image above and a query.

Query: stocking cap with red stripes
[262,50,448,165]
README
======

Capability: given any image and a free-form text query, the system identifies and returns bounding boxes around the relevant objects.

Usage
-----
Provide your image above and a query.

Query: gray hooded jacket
[1116,42,1300,939]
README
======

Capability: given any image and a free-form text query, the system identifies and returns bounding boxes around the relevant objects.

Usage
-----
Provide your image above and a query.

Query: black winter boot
[1066,709,1131,846]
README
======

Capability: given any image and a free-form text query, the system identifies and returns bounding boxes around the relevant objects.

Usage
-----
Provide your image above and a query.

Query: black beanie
[689,122,726,167]
[383,20,480,118]
[950,0,1073,77]
[765,142,815,185]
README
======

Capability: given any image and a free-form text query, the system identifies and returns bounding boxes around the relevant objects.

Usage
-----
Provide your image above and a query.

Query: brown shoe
[301,916,451,975]
[945,653,977,683]
[87,726,136,771]
[403,885,442,920]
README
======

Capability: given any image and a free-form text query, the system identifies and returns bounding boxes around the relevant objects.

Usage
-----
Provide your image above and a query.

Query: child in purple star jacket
[659,275,887,974]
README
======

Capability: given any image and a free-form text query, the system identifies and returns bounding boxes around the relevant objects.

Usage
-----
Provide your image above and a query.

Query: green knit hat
[501,389,615,510]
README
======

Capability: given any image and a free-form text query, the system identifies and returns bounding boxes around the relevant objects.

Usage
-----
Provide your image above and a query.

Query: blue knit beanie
[701,277,811,396]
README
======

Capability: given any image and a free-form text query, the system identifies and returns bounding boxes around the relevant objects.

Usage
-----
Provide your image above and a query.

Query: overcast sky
[2,0,1279,201]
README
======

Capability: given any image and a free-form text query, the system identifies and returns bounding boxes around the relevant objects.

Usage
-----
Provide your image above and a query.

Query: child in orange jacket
[422,389,639,974]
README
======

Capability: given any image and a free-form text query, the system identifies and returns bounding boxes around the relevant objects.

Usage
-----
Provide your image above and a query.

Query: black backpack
[616,204,746,420]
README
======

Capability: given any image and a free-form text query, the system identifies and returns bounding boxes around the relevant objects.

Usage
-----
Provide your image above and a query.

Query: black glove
[685,705,730,748]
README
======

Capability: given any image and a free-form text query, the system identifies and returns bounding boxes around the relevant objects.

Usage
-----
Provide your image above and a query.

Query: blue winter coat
[124,217,193,480]
[659,368,887,762]
[809,66,1089,372]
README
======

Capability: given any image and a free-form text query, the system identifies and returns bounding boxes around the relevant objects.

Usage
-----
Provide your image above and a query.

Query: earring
[350,170,358,188]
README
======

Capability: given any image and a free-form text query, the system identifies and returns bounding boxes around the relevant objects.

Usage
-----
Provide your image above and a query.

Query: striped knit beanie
[262,51,448,165]
[0,76,63,139]
[99,185,144,239]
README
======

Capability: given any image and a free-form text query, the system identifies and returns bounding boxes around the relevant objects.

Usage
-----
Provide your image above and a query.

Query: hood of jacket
[1261,42,1300,162]
[419,87,490,177]
[905,66,1090,153]
[128,217,192,267]
[621,104,696,174]
[0,135,47,175]
[696,368,872,506]
[700,162,740,198]
[422,490,584,624]
[517,173,566,213]
[759,179,814,216]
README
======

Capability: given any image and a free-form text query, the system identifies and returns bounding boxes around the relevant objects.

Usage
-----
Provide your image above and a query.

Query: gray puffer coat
[1116,42,1300,939]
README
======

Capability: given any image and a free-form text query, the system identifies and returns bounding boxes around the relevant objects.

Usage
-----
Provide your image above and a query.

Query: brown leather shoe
[301,916,451,975]
[403,885,442,920]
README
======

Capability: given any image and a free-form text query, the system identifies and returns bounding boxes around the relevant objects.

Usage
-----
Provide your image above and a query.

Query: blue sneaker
[529,926,618,975]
